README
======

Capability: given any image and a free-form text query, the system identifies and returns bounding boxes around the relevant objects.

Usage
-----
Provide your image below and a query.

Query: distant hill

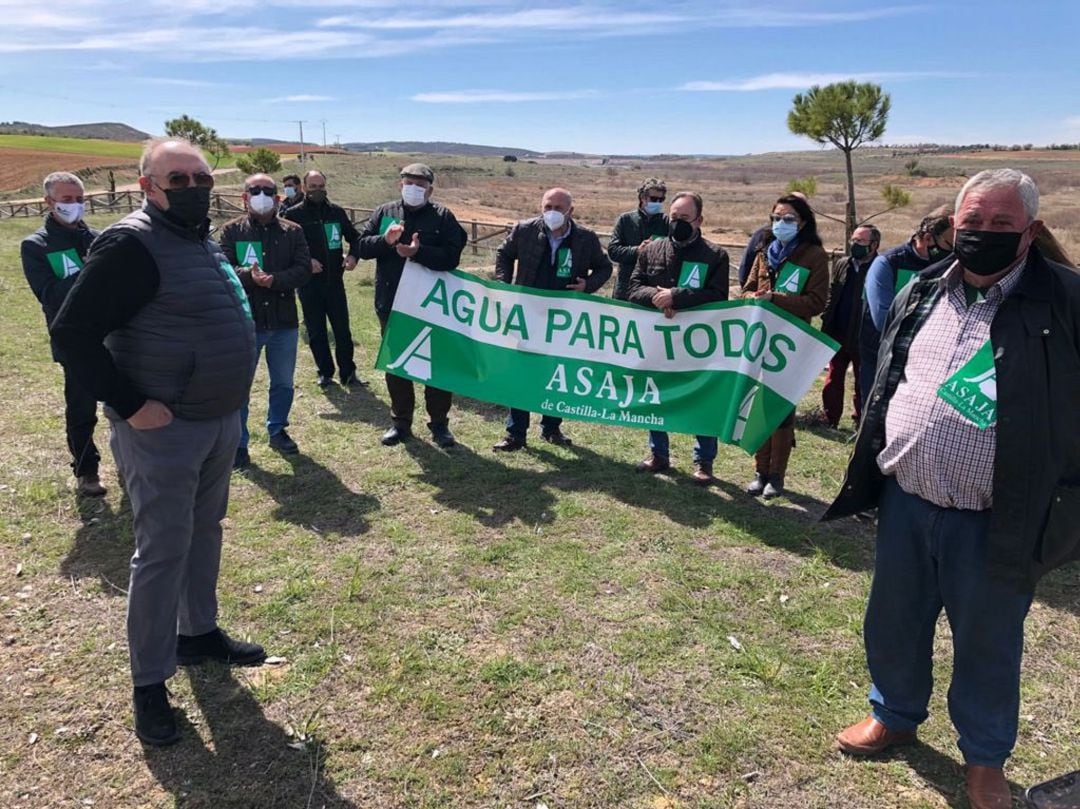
[0,121,151,142]
[343,141,542,158]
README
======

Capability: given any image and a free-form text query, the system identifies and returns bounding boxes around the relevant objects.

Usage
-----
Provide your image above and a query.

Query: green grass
[0,213,1076,808]
[0,134,144,159]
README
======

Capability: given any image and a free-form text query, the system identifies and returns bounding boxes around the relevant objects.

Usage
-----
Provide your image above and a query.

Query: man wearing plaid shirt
[824,169,1080,809]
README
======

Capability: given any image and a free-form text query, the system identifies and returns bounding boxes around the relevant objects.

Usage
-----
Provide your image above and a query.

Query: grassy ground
[0,135,145,159]
[0,213,1076,808]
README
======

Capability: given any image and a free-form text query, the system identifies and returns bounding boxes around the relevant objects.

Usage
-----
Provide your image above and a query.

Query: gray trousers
[110,412,240,686]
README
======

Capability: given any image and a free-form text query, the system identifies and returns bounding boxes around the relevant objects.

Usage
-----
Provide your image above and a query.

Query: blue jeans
[648,431,717,463]
[864,478,1033,768]
[240,328,298,449]
[506,409,561,440]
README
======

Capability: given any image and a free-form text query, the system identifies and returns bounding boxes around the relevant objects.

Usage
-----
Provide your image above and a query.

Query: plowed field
[0,148,135,192]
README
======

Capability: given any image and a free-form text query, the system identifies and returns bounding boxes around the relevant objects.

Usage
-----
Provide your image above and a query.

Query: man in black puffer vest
[51,139,265,748]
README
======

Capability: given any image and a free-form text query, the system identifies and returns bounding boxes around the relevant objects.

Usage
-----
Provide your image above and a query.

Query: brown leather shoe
[492,435,526,452]
[691,462,715,486]
[635,454,670,473]
[965,765,1011,809]
[77,474,107,498]
[835,716,916,756]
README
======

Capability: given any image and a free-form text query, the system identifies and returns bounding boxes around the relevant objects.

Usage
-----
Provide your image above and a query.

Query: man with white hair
[51,138,265,747]
[493,187,612,450]
[21,172,105,496]
[825,169,1080,809]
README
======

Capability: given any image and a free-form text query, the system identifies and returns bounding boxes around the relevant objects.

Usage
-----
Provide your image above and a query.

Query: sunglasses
[647,195,665,202]
[246,186,277,196]
[153,171,215,190]
[771,214,798,224]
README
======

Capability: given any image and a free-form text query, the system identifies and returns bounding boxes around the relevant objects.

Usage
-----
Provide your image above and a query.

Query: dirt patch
[0,148,135,192]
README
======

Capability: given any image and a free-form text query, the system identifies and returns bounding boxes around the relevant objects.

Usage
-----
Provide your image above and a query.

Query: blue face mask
[643,201,663,216]
[772,219,798,243]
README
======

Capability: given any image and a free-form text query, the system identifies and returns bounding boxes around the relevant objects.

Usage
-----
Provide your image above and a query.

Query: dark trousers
[865,478,1033,768]
[822,343,862,427]
[378,314,452,428]
[611,264,634,300]
[63,364,100,477]
[298,277,355,381]
[506,410,561,439]
[858,332,880,409]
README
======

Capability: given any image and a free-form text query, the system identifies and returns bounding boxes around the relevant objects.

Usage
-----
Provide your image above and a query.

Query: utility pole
[335,133,342,149]
[295,120,307,164]
[320,119,328,150]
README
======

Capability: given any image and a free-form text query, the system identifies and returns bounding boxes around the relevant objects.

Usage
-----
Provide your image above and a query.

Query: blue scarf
[766,234,800,272]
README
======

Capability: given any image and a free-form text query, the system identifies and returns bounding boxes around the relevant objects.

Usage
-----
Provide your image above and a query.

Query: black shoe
[493,435,526,452]
[541,430,573,446]
[233,447,250,471]
[133,683,180,746]
[341,371,367,387]
[76,474,107,497]
[381,425,413,446]
[268,430,299,454]
[316,374,334,388]
[176,628,266,667]
[429,423,456,448]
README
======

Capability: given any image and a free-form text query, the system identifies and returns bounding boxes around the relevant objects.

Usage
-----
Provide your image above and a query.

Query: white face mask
[401,183,428,207]
[543,210,566,231]
[53,201,84,225]
[283,186,297,199]
[248,193,276,216]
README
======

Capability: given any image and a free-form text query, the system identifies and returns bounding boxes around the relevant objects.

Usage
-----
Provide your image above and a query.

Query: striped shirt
[877,257,1026,510]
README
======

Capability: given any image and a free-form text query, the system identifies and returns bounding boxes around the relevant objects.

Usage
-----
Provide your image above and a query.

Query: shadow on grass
[892,741,1029,809]
[403,439,559,529]
[59,490,133,597]
[314,380,390,429]
[244,454,380,536]
[143,667,357,808]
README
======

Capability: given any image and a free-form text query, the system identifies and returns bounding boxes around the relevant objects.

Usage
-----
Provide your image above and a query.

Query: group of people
[20,141,1080,809]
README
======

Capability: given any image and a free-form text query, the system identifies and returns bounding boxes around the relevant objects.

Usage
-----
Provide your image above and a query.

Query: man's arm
[49,230,160,419]
[864,255,895,332]
[606,213,638,265]
[414,208,467,271]
[581,232,613,293]
[626,245,659,307]
[339,207,362,260]
[357,206,395,260]
[271,226,313,291]
[494,225,520,284]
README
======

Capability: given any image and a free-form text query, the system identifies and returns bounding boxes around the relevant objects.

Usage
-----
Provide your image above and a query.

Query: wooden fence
[2,190,842,264]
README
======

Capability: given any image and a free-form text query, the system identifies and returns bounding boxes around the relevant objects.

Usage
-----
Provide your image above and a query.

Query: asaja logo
[937,341,997,429]
[46,249,83,279]
[556,247,573,278]
[387,327,433,381]
[237,241,264,267]
[324,223,342,249]
[678,261,706,289]
[776,262,809,294]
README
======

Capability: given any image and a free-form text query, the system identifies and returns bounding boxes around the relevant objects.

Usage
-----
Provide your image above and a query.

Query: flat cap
[400,163,435,182]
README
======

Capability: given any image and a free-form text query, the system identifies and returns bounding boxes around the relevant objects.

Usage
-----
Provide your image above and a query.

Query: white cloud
[319,8,684,30]
[412,89,599,103]
[681,71,970,92]
[262,94,336,103]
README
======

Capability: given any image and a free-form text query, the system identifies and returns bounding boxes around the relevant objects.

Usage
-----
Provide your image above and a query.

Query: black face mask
[850,242,871,261]
[306,189,327,204]
[163,186,211,228]
[669,218,695,245]
[954,229,1024,276]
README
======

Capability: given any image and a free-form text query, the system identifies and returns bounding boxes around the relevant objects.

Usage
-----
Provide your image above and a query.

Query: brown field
[0,148,136,196]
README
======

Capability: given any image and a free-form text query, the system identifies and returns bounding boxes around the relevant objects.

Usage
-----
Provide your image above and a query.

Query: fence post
[471,221,478,256]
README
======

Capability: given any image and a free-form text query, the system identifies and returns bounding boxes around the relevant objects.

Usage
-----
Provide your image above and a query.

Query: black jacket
[495,217,612,292]
[283,197,359,278]
[824,246,1080,590]
[608,208,670,274]
[219,213,312,331]
[22,215,100,326]
[627,235,730,308]
[357,199,467,318]
[821,254,872,351]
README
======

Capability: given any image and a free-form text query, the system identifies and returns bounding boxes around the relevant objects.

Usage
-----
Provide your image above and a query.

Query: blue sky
[2,0,1078,155]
